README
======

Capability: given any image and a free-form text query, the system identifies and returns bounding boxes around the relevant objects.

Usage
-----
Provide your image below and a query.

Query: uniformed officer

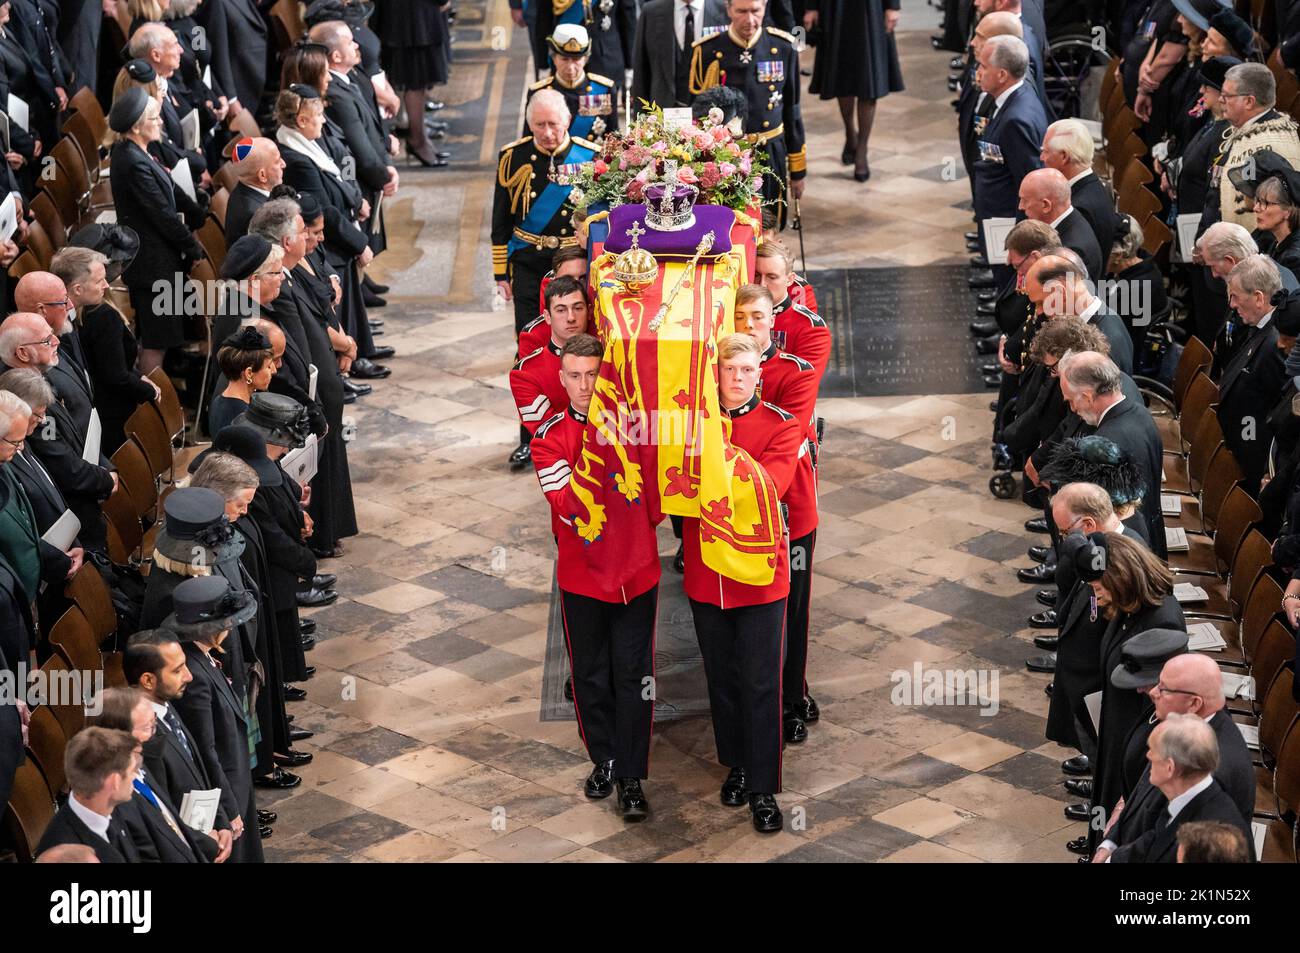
[754,240,831,381]
[508,275,591,469]
[530,333,658,821]
[493,89,599,466]
[520,246,591,356]
[525,25,621,141]
[683,332,803,833]
[533,0,638,90]
[733,286,821,745]
[690,0,807,229]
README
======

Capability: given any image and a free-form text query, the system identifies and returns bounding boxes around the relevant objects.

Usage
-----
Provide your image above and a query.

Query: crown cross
[625,220,646,246]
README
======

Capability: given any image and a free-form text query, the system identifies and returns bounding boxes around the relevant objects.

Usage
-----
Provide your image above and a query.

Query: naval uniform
[689,26,807,229]
[524,71,621,141]
[757,343,820,712]
[533,0,638,87]
[531,403,660,779]
[683,393,803,795]
[510,339,569,437]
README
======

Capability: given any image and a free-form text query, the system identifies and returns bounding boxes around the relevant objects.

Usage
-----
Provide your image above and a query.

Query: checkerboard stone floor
[256,10,1081,862]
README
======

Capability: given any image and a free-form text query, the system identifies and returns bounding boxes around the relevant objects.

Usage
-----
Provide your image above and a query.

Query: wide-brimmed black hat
[190,423,284,486]
[1209,9,1256,58]
[234,392,311,449]
[1227,150,1295,200]
[161,575,257,640]
[68,222,140,283]
[153,486,244,566]
[1110,628,1190,689]
[109,87,150,133]
[1041,436,1145,509]
[1198,55,1242,91]
[1173,0,1230,32]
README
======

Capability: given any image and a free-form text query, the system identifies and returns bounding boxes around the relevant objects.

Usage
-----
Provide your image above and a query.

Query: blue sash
[507,139,597,258]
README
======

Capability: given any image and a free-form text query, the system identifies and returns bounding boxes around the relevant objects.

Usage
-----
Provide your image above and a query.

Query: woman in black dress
[805,0,904,181]
[372,0,450,166]
[209,325,276,438]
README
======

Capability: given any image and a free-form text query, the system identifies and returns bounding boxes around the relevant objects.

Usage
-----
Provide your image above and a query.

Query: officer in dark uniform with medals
[524,24,620,141]
[689,0,807,229]
[534,0,637,89]
[493,87,599,470]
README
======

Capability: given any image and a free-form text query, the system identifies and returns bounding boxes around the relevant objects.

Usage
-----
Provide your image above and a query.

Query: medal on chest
[756,59,784,83]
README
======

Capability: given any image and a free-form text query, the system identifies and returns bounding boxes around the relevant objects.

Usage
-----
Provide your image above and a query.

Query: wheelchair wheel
[989,472,1017,499]
[1044,34,1112,120]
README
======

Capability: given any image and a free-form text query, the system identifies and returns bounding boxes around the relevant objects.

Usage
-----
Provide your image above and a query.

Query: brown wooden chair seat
[25,704,69,797]
[1,759,56,862]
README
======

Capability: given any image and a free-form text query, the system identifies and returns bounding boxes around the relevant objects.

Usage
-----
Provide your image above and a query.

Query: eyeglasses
[0,434,23,448]
[1220,92,1252,100]
[19,335,55,349]
[37,298,70,309]
[1151,683,1200,698]
[1254,198,1280,209]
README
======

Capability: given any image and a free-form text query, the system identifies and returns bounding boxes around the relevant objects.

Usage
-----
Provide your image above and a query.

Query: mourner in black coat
[75,302,157,455]
[1214,303,1286,494]
[36,800,142,862]
[1110,777,1251,863]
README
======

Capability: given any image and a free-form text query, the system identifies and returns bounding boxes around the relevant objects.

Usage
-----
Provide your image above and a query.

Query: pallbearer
[754,240,830,380]
[683,333,802,833]
[530,334,659,822]
[733,285,821,744]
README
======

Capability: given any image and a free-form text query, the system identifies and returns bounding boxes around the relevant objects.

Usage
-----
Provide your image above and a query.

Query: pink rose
[650,140,668,154]
[718,161,737,178]
[738,155,752,174]
[676,165,699,184]
[728,142,741,156]
[693,133,713,152]
[626,179,645,201]
[711,126,729,143]
[750,176,763,191]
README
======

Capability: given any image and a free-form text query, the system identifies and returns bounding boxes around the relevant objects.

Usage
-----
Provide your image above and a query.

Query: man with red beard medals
[754,240,830,380]
[509,276,591,470]
[684,333,803,833]
[530,333,658,822]
[732,284,821,745]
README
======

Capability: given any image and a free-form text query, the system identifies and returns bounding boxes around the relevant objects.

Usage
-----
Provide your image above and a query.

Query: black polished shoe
[975,335,1000,355]
[720,767,747,806]
[289,727,314,742]
[301,634,316,650]
[369,316,386,327]
[1066,835,1092,855]
[425,99,445,111]
[260,825,273,839]
[976,301,996,316]
[342,378,372,396]
[794,695,820,722]
[1033,633,1059,649]
[350,358,391,379]
[1065,778,1093,799]
[783,712,807,744]
[1025,653,1056,673]
[364,277,389,294]
[1062,755,1091,776]
[296,587,338,608]
[672,543,684,573]
[369,325,384,336]
[750,793,783,832]
[366,345,396,361]
[981,363,1000,376]
[1044,682,1053,697]
[969,269,996,288]
[966,238,980,252]
[1017,563,1055,584]
[970,254,990,268]
[258,809,277,824]
[616,778,649,821]
[361,287,388,308]
[298,666,316,679]
[312,573,337,589]
[584,759,615,799]
[1025,516,1049,533]
[299,619,317,635]
[274,749,314,767]
[508,442,532,471]
[1036,589,1057,607]
[1028,610,1057,630]
[977,290,996,304]
[343,390,357,404]
[254,767,302,789]
[965,231,979,242]
[969,319,997,336]
[983,373,1002,389]
[283,685,307,701]
[1027,545,1051,564]
[1063,803,1090,822]
[563,675,574,701]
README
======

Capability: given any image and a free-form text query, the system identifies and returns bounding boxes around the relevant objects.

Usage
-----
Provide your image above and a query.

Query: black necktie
[683,1,695,48]
[163,706,195,762]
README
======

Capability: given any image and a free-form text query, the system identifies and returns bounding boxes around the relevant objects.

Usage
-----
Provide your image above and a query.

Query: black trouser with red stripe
[689,596,787,795]
[782,530,816,710]
[560,586,657,779]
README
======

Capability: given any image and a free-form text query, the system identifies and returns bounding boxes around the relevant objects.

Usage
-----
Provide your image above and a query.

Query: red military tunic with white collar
[509,339,566,435]
[772,295,831,384]
[788,273,818,314]
[531,404,661,603]
[758,342,819,538]
[682,394,803,608]
[517,314,551,359]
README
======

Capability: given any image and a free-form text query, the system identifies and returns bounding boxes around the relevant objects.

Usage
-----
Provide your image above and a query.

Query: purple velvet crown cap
[603,203,735,257]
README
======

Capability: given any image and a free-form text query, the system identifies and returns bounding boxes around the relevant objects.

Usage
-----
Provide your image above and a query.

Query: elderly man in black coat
[1019,168,1104,281]
[1040,118,1120,258]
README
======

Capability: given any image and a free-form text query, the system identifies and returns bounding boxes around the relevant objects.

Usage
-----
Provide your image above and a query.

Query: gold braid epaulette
[498,148,533,217]
[689,46,722,96]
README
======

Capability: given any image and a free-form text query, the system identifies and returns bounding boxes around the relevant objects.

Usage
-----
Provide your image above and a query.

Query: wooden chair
[1,759,56,862]
[61,110,106,177]
[149,367,186,441]
[1140,214,1172,258]
[8,250,42,280]
[25,704,69,796]
[101,483,144,565]
[1250,622,1296,712]
[208,187,229,229]
[51,135,112,216]
[111,437,158,522]
[1156,369,1217,454]
[49,606,105,678]
[1120,186,1162,225]
[22,221,55,270]
[29,191,68,249]
[40,650,87,739]
[68,86,107,138]
[1260,712,1300,861]
[1178,528,1273,624]
[195,217,227,275]
[124,405,174,481]
[1167,447,1244,573]
[64,562,118,646]
[1163,406,1224,498]
[1141,336,1213,418]
[212,162,238,194]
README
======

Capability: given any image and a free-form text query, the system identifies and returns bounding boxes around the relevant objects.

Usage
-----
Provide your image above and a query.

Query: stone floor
[258,0,1081,863]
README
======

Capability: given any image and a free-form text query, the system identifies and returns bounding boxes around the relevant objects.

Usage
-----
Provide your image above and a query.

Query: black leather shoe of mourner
[258,810,277,824]
[1033,633,1059,649]
[312,573,337,589]
[296,588,337,608]
[969,269,996,288]
[508,442,532,471]
[289,727,314,741]
[969,319,997,335]
[720,767,747,806]
[1063,803,1091,822]
[274,749,313,767]
[1065,778,1093,799]
[783,712,807,744]
[1062,755,1091,775]
[1017,563,1054,584]
[301,635,316,650]
[976,302,996,316]
[1025,516,1049,533]
[349,357,391,379]
[749,793,783,832]
[1044,682,1053,697]
[975,335,1000,355]
[1037,588,1057,607]
[1027,545,1051,564]
[1025,653,1056,673]
[1066,835,1091,855]
[282,685,307,701]
[616,778,649,821]
[793,695,819,722]
[584,759,615,799]
[1028,610,1057,630]
[563,676,574,701]
[366,346,396,361]
[254,767,301,789]
[299,618,317,635]
[977,290,996,304]
[342,378,371,396]
[260,826,273,839]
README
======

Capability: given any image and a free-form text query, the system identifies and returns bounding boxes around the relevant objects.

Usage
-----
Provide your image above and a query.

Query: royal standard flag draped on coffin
[564,204,784,592]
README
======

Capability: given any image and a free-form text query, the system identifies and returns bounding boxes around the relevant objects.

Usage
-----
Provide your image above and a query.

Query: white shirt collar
[329,68,352,86]
[68,792,113,842]
[1167,773,1214,821]
[150,700,170,721]
[1049,207,1072,230]
[1079,297,1102,322]
[1067,168,1092,186]
[1254,308,1275,331]
[1095,392,1126,425]
[994,79,1025,111]
[248,184,271,198]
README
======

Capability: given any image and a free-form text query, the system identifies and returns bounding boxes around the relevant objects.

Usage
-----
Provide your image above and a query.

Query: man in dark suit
[960,13,1026,204]
[971,35,1046,287]
[1103,714,1253,862]
[225,138,285,241]
[314,21,398,198]
[1057,350,1167,558]
[631,0,729,113]
[0,369,69,533]
[1029,254,1134,373]
[1019,168,1104,280]
[1040,118,1120,259]
[14,272,95,430]
[35,727,142,863]
[1217,255,1289,493]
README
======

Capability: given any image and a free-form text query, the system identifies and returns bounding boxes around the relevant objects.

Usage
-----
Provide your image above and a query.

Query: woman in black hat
[162,574,266,863]
[1250,171,1300,274]
[209,326,275,437]
[1104,215,1171,357]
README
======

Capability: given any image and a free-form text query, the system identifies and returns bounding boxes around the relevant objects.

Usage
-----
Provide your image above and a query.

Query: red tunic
[772,296,831,384]
[683,395,803,608]
[518,313,550,358]
[509,340,566,435]
[789,273,819,314]
[531,404,661,603]
[758,344,819,538]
